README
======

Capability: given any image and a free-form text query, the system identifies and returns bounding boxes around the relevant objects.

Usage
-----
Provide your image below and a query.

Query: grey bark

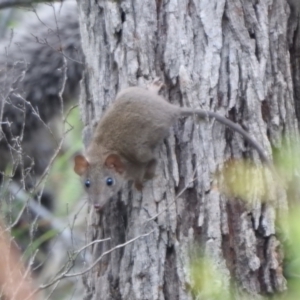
[77,0,297,299]
[288,0,300,126]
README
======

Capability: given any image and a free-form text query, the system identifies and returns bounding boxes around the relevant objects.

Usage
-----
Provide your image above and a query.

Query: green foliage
[190,256,230,300]
[23,228,58,260]
[273,138,300,183]
[278,205,300,300]
[220,160,268,202]
[191,138,300,299]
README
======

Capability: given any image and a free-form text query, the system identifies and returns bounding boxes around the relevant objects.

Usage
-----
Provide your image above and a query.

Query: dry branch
[0,0,61,10]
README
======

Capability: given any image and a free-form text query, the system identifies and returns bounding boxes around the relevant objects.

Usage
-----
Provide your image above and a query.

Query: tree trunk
[76,0,297,298]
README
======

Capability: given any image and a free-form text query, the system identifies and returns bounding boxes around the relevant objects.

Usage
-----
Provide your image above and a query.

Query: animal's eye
[85,179,91,188]
[106,177,114,186]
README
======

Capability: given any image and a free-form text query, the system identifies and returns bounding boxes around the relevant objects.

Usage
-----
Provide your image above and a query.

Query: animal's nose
[94,203,102,211]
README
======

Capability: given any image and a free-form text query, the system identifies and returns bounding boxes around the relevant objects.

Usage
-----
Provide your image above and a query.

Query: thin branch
[64,230,154,278]
[0,0,62,10]
[44,280,59,300]
[7,182,90,259]
[74,238,111,257]
[26,230,154,298]
[11,249,39,300]
[31,34,83,64]
[8,53,68,229]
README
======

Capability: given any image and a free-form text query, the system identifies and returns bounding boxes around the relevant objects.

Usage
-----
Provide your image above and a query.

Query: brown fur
[74,81,269,210]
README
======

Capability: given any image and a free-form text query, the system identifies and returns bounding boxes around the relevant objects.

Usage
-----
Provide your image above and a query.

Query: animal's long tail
[181,108,270,165]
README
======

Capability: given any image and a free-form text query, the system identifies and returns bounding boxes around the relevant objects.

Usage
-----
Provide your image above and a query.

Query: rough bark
[288,0,300,125]
[77,0,297,299]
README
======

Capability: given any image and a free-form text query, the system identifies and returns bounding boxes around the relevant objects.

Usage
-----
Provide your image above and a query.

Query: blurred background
[0,2,88,299]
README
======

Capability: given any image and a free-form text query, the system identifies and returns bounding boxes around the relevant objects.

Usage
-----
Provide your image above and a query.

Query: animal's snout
[93,203,103,211]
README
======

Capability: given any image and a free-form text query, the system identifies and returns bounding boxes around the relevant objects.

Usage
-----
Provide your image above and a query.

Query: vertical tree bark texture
[77,0,297,299]
[288,0,300,125]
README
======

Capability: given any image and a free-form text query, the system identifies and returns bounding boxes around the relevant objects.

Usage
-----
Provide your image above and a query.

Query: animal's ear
[105,154,124,174]
[74,154,89,176]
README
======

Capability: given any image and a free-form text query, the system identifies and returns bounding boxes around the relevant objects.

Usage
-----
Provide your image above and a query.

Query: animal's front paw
[134,180,144,191]
[143,159,157,180]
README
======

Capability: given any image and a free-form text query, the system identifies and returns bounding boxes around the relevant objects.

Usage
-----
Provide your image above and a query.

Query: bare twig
[64,230,154,278]
[12,249,39,300]
[8,53,68,229]
[30,4,83,64]
[75,238,111,256]
[29,230,154,296]
[44,280,59,300]
[0,0,61,10]
[31,33,83,64]
[7,182,90,257]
